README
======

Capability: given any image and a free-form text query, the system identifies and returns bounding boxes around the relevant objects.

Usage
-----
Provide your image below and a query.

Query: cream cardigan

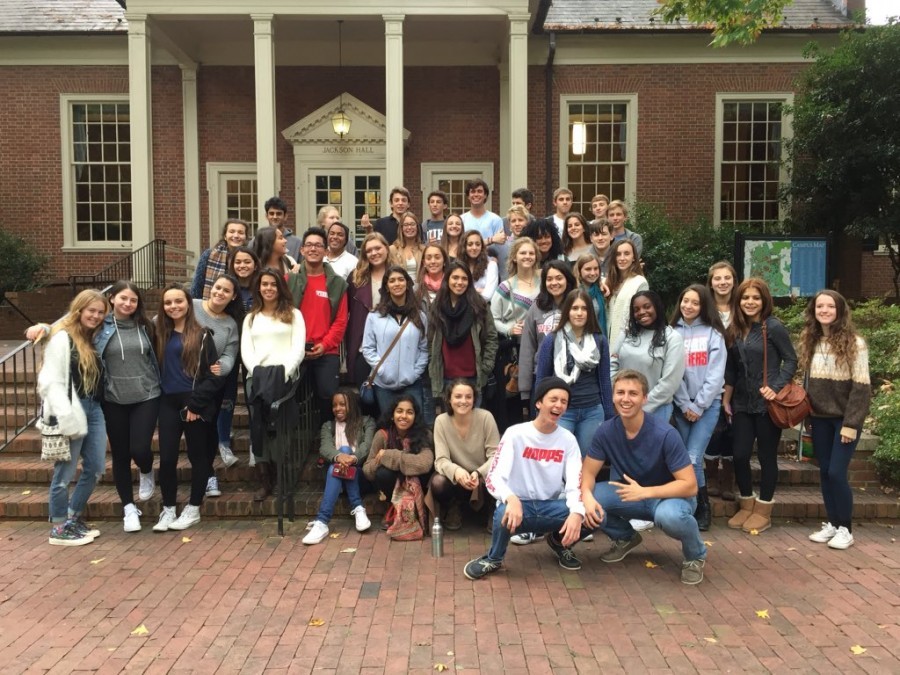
[37,331,88,438]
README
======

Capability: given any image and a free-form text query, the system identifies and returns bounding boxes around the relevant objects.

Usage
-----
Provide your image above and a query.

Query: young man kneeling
[581,370,708,585]
[464,377,585,580]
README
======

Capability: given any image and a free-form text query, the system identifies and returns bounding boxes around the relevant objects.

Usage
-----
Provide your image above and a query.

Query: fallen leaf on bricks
[21,490,30,495]
[703,541,714,546]
[340,548,357,553]
[308,618,326,627]
[181,537,191,543]
[749,529,759,536]
[329,533,341,539]
[703,637,717,643]
[90,558,105,565]
[850,645,866,655]
[130,624,149,636]
[644,560,658,568]
[755,610,770,619]
[787,547,796,551]
[434,665,448,672]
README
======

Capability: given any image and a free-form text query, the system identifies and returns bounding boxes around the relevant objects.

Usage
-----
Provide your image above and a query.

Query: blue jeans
[49,398,106,522]
[315,446,363,524]
[672,399,722,488]
[591,482,706,561]
[559,404,605,457]
[375,381,423,420]
[485,499,571,563]
[647,402,674,424]
[217,367,239,448]
[810,417,858,528]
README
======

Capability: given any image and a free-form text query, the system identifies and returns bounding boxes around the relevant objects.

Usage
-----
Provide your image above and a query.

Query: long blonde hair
[49,289,108,394]
[352,232,391,287]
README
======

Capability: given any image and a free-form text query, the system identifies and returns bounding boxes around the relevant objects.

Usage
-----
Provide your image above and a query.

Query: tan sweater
[433,409,500,482]
[362,428,434,480]
[806,336,871,440]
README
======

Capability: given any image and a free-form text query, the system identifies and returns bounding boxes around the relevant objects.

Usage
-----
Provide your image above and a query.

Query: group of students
[34,185,871,573]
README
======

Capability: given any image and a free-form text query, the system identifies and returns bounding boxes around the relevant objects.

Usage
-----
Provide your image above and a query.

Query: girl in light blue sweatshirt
[670,284,728,531]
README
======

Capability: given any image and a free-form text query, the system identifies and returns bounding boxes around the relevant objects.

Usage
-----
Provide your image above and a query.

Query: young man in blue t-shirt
[580,369,708,584]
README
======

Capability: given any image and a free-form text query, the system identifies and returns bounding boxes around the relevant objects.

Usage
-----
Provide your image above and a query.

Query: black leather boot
[695,485,712,532]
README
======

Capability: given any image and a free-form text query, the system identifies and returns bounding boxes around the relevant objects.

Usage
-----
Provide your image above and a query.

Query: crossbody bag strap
[761,320,768,390]
[366,318,411,386]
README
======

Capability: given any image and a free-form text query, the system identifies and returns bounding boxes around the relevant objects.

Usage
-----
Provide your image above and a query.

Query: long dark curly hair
[377,394,432,455]
[625,290,669,357]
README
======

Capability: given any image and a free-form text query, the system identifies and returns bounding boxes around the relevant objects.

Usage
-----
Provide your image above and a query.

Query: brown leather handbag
[762,321,811,429]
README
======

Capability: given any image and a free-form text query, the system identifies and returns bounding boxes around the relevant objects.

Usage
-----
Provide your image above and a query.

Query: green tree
[782,22,900,298]
[655,0,792,47]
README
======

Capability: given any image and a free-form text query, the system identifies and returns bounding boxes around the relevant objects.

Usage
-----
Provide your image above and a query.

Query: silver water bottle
[432,517,444,557]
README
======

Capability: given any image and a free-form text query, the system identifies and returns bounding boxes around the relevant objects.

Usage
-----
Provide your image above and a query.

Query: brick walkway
[0,518,897,674]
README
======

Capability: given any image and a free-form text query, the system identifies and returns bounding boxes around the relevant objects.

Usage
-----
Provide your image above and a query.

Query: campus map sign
[735,234,829,297]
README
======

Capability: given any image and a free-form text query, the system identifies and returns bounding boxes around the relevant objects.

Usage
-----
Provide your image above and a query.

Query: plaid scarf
[202,242,230,300]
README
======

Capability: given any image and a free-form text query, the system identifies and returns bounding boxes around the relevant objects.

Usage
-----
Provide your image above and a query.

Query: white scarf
[553,324,600,384]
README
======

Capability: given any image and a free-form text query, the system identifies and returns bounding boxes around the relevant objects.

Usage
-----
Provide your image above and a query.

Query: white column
[181,65,201,258]
[508,14,530,193]
[384,15,405,190]
[127,14,154,249]
[499,61,510,212]
[252,14,278,216]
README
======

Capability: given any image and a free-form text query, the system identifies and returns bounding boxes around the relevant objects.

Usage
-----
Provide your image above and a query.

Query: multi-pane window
[719,99,787,229]
[70,102,131,243]
[564,99,633,215]
[224,177,259,232]
[436,177,475,214]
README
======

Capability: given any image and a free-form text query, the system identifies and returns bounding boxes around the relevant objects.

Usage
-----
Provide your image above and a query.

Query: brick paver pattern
[0,519,897,673]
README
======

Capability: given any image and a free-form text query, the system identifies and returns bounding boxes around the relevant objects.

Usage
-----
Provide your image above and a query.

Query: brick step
[0,450,326,485]
[0,483,897,524]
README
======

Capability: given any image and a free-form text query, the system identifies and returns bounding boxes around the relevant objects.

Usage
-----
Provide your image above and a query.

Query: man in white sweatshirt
[464,376,586,580]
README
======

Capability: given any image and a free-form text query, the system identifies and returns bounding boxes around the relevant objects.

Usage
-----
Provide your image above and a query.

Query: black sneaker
[463,556,502,580]
[600,532,643,563]
[546,532,582,571]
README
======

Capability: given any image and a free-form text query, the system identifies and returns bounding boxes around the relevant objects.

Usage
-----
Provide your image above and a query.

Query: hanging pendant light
[331,20,352,138]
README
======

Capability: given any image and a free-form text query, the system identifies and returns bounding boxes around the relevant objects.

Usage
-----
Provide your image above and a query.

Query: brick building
[0,0,893,297]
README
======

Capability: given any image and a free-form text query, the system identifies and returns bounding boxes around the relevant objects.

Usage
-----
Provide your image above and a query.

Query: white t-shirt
[324,250,359,280]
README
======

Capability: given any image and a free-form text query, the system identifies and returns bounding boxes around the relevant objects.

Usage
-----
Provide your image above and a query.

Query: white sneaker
[351,506,371,532]
[168,505,201,531]
[205,476,222,497]
[827,526,854,550]
[510,532,542,545]
[302,520,330,545]
[138,471,155,501]
[630,519,655,532]
[809,522,838,543]
[153,506,177,532]
[219,444,238,468]
[248,447,256,467]
[582,533,594,542]
[123,503,142,533]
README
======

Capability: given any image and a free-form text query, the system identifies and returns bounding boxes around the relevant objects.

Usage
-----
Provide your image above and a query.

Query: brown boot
[253,463,273,501]
[705,459,721,497]
[742,499,774,533]
[727,495,756,529]
[719,460,736,501]
[445,501,463,531]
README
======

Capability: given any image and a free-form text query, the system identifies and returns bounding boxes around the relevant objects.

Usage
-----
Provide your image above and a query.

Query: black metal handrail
[0,339,41,452]
[69,239,167,291]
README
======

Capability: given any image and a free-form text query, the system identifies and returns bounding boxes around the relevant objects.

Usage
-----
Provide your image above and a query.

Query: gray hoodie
[671,318,726,417]
[611,326,685,414]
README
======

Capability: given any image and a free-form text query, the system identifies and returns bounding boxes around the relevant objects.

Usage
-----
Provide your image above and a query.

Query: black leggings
[732,411,782,502]
[158,392,213,507]
[103,398,160,506]
[428,473,474,507]
[305,354,340,421]
[371,466,430,497]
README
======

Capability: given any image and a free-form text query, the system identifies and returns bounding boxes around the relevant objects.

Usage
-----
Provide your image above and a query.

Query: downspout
[545,31,556,211]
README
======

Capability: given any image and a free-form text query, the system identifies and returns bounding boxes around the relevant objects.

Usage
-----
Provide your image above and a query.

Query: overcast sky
[866,0,896,24]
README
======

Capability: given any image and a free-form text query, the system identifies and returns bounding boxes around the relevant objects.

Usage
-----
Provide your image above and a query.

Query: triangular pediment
[281,93,410,146]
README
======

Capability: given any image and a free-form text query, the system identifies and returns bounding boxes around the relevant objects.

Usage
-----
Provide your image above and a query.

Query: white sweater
[241,309,307,381]
[485,421,585,516]
[606,274,649,345]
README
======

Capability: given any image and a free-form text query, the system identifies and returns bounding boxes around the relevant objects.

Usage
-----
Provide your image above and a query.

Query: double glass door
[309,170,384,246]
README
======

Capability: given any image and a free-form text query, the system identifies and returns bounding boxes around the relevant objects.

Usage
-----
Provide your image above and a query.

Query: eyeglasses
[305,242,325,249]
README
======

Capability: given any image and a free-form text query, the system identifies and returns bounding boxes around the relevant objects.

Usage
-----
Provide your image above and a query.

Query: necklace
[203,300,226,318]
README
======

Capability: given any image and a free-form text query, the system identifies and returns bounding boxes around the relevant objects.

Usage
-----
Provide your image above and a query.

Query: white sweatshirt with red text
[485,421,585,516]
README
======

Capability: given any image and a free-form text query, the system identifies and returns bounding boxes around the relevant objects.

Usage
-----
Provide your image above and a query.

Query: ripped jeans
[48,398,106,522]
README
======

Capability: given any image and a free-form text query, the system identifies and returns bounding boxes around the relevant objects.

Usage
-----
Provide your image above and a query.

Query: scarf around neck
[441,294,474,347]
[553,323,600,384]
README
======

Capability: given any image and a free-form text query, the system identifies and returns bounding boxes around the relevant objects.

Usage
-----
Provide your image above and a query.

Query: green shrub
[870,388,900,489]
[634,202,739,308]
[0,231,46,295]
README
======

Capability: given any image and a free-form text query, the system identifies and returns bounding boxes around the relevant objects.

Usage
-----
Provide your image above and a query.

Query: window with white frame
[60,96,132,247]
[561,95,637,215]
[420,163,495,215]
[716,95,792,229]
[206,162,281,246]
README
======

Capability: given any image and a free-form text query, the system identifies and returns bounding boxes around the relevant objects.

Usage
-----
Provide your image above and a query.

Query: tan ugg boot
[727,495,756,529]
[742,499,774,533]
